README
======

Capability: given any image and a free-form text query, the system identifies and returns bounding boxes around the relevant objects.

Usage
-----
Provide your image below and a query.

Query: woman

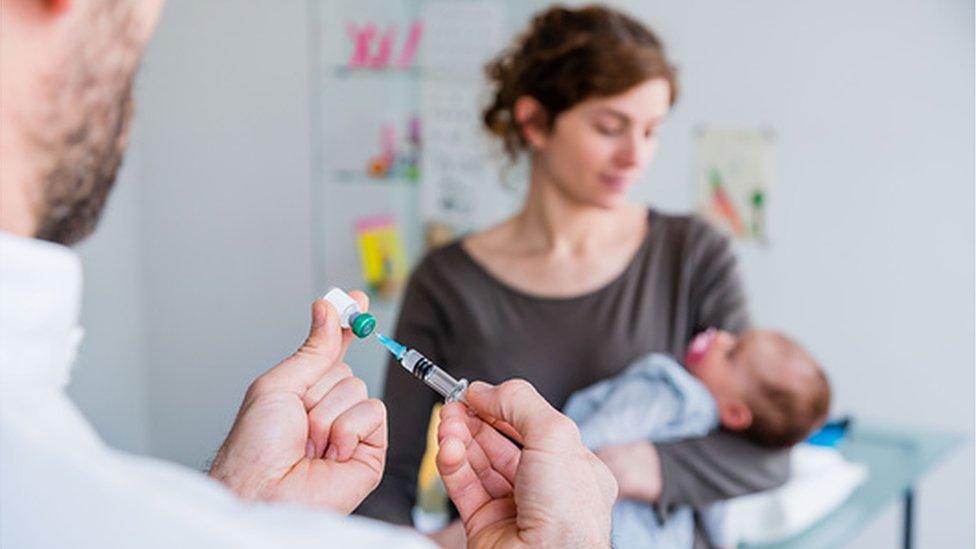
[358,6,788,547]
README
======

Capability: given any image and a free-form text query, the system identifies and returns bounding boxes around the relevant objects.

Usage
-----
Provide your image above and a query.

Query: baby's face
[685,330,788,408]
[685,329,752,404]
[687,329,826,441]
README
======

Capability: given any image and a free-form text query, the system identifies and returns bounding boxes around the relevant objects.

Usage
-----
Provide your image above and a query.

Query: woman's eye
[595,123,625,136]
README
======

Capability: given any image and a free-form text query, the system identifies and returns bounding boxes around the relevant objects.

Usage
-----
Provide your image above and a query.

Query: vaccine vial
[322,287,376,338]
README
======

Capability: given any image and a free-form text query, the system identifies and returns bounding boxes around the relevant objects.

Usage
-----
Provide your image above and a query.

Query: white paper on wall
[419,1,519,231]
[695,128,774,243]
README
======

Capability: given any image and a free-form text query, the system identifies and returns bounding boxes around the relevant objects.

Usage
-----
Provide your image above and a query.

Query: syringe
[377,333,469,403]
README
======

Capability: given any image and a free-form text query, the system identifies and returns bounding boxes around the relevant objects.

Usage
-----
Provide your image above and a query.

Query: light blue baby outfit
[563,353,723,548]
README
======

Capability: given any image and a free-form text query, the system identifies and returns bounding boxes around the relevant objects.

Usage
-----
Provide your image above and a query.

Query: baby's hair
[743,334,831,448]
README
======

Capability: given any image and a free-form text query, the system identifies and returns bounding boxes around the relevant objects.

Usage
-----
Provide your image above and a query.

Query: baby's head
[685,329,830,448]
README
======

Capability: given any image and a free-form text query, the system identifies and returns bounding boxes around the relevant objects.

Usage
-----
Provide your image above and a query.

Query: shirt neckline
[453,208,659,304]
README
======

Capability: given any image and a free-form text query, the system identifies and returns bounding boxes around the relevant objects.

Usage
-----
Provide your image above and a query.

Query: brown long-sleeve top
[356,209,789,543]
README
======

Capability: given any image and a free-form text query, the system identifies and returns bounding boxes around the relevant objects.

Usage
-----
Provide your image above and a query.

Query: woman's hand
[596,440,663,503]
[208,293,387,514]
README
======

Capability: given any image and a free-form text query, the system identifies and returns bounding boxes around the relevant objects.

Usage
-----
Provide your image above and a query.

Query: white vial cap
[322,286,359,328]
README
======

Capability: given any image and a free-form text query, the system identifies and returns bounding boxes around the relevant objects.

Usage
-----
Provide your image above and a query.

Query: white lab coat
[0,232,430,548]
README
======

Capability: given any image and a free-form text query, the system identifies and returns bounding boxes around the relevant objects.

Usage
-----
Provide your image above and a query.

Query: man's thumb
[254,299,345,393]
[301,299,343,363]
[466,379,561,443]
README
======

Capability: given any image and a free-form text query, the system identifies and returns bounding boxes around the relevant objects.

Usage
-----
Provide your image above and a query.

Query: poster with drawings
[695,128,773,243]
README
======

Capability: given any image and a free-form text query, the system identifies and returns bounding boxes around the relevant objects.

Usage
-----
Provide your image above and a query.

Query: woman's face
[533,77,672,209]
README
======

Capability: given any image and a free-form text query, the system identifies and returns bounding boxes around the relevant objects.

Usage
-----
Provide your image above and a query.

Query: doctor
[0,1,616,547]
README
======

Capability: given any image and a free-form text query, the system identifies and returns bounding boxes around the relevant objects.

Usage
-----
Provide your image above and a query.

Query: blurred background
[67,1,973,547]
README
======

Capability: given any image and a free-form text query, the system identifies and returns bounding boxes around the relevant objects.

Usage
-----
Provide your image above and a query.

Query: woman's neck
[513,163,637,257]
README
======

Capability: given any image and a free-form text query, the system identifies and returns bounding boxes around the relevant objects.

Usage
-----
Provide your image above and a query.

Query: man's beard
[33,86,134,246]
[31,3,141,246]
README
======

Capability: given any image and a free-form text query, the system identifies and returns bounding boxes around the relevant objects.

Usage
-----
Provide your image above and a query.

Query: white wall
[134,0,316,469]
[69,0,972,546]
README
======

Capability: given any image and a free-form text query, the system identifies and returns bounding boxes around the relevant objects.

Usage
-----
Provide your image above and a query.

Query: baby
[564,328,831,548]
[684,328,831,449]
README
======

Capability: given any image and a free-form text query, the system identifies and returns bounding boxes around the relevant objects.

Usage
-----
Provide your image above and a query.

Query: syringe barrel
[402,349,468,402]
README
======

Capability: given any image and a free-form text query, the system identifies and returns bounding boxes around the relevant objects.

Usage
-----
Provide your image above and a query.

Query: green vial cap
[351,313,376,339]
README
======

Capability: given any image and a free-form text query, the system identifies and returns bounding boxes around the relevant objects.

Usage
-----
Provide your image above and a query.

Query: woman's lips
[685,328,717,367]
[599,174,631,192]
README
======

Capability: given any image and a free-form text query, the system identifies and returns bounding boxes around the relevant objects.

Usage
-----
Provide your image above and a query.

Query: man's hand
[427,520,466,548]
[436,380,617,548]
[209,292,386,514]
[595,440,662,503]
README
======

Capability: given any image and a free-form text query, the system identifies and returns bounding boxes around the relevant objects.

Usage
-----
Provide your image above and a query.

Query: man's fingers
[436,433,493,521]
[348,290,369,312]
[299,289,367,382]
[245,290,367,397]
[467,418,521,484]
[303,289,368,402]
[464,379,576,447]
[302,362,353,410]
[258,299,344,394]
[438,415,513,497]
[304,299,344,362]
[442,400,519,443]
[437,431,517,541]
[337,290,369,358]
[441,402,520,484]
[307,376,369,458]
[326,398,387,462]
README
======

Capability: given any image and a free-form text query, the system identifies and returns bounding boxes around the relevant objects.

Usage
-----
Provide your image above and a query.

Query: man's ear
[513,95,549,150]
[719,401,753,431]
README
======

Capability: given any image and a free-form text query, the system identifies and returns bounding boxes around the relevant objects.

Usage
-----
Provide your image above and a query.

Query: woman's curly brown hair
[483,4,678,161]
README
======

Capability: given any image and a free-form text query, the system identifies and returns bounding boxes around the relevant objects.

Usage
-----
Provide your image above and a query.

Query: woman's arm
[654,217,789,515]
[654,431,790,513]
[354,269,442,525]
[684,216,750,336]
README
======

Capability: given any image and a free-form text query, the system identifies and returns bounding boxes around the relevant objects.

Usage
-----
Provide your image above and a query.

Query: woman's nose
[614,131,653,169]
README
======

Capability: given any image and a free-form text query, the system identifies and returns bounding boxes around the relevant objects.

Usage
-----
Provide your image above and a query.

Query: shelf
[328,170,420,185]
[330,66,423,79]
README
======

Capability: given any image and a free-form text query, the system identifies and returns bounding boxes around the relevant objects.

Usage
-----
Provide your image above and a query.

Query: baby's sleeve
[700,500,734,548]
